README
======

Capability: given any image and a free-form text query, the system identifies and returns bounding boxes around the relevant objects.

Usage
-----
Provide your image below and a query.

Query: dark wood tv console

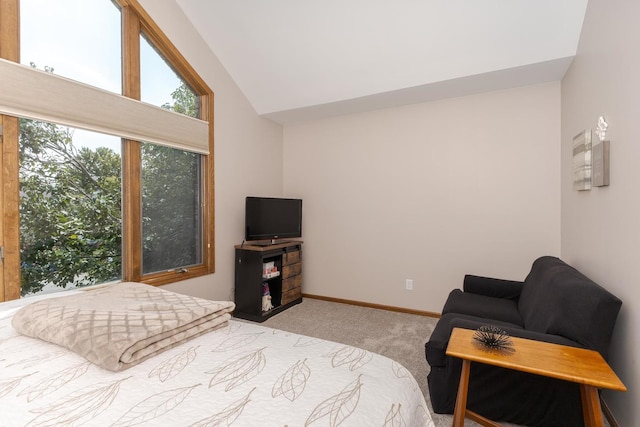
[233,241,303,322]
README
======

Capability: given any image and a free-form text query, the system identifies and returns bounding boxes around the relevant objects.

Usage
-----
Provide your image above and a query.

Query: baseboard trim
[302,293,441,318]
[601,396,620,427]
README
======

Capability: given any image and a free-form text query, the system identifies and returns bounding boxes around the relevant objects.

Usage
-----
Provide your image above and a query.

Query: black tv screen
[245,196,302,242]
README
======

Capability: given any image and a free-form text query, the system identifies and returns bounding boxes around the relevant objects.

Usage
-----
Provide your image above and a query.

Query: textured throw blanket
[11,282,235,371]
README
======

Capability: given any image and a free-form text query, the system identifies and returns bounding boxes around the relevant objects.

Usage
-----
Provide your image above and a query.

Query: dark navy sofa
[425,256,622,426]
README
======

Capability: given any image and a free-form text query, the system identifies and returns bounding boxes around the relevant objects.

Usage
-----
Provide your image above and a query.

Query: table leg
[452,359,471,427]
[580,384,603,427]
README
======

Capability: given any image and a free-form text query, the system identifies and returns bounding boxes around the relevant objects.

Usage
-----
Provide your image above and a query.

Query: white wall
[561,0,640,424]
[138,0,284,301]
[283,83,561,313]
[126,1,639,422]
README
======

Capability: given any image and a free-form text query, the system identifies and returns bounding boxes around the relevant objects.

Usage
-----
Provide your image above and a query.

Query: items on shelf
[261,282,273,312]
[262,261,280,279]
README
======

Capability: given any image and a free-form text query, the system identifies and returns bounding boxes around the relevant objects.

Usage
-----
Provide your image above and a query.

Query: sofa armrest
[426,313,525,367]
[449,318,583,349]
[463,275,524,301]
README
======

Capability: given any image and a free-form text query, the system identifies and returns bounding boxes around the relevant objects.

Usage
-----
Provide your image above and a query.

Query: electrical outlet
[405,279,413,291]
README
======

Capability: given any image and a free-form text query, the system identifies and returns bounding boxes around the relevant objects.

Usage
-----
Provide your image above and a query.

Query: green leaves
[140,144,201,273]
[19,119,122,296]
[19,80,200,295]
[161,81,199,118]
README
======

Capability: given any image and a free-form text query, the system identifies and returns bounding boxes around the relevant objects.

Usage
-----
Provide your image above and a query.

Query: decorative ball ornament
[473,325,514,352]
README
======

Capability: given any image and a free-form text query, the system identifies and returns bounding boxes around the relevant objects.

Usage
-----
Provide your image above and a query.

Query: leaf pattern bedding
[0,292,434,427]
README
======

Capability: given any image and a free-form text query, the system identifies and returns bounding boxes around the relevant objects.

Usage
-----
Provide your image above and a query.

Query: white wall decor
[572,130,592,191]
[592,116,610,187]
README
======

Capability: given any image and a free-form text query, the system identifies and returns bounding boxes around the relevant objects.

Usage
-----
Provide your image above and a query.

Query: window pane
[140,34,201,118]
[141,145,203,274]
[140,32,205,275]
[20,0,121,94]
[20,120,122,296]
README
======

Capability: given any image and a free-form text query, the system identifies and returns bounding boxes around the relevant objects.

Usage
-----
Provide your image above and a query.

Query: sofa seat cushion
[442,289,524,327]
[425,313,524,367]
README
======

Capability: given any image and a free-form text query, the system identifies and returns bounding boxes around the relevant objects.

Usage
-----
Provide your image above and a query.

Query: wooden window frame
[0,0,215,301]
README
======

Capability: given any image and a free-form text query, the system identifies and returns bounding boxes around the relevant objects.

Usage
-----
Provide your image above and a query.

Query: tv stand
[234,241,303,322]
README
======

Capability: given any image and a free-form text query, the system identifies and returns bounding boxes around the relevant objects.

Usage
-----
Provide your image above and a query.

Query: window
[141,144,202,274]
[20,120,122,296]
[139,34,204,275]
[20,0,122,93]
[0,0,215,301]
[140,34,200,119]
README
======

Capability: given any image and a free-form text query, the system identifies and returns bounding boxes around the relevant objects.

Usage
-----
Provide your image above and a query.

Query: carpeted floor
[259,297,611,427]
[260,297,501,427]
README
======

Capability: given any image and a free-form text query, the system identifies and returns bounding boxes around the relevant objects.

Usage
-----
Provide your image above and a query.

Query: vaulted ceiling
[176,0,588,123]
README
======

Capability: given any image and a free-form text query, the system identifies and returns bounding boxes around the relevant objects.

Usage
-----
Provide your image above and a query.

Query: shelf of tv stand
[262,271,280,279]
[234,240,303,322]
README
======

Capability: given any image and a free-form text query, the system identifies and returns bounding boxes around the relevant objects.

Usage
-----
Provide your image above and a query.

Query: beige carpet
[260,297,512,427]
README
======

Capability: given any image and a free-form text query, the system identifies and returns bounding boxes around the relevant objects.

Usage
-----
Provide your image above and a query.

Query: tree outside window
[19,81,201,296]
[1,0,214,301]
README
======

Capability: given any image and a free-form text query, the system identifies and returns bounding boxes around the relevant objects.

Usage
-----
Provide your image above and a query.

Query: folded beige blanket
[12,282,235,371]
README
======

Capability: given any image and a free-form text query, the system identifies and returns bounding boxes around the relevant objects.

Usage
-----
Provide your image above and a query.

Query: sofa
[425,256,622,426]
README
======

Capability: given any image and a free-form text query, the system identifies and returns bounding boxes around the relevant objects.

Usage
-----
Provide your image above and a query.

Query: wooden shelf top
[235,240,303,251]
[446,327,626,392]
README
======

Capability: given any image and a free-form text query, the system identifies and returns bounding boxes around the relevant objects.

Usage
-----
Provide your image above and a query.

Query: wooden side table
[446,327,626,427]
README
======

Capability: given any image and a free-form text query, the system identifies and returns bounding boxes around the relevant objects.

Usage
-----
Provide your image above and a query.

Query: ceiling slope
[176,0,588,123]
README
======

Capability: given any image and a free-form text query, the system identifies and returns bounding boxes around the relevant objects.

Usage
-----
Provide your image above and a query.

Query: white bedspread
[0,289,434,427]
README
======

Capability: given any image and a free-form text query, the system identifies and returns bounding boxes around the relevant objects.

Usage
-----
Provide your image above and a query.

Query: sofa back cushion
[518,256,622,359]
[518,256,564,332]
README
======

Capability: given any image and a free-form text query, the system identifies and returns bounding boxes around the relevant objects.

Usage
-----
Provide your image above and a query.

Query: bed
[0,283,434,427]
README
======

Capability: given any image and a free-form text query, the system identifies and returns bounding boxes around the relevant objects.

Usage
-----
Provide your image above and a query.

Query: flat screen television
[245,196,302,243]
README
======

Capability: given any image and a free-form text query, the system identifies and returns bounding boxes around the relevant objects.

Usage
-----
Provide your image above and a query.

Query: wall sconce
[592,116,610,187]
